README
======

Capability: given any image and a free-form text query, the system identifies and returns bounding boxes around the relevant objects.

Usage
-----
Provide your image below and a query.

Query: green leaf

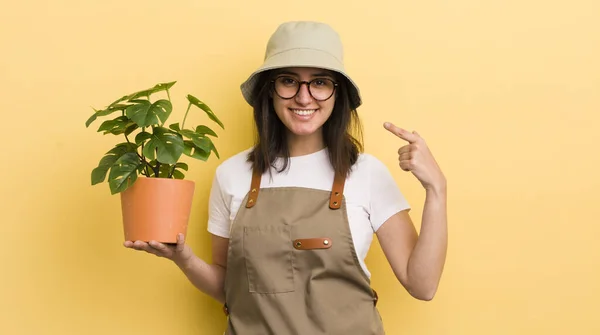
[142,127,184,164]
[127,81,177,101]
[196,125,218,137]
[159,164,172,178]
[124,123,139,136]
[86,104,131,128]
[108,152,142,194]
[176,129,213,153]
[85,113,97,128]
[168,124,222,159]
[136,163,146,175]
[97,104,130,116]
[153,81,177,92]
[96,116,124,133]
[91,143,138,185]
[108,95,132,108]
[186,95,224,129]
[172,169,185,179]
[97,116,137,135]
[183,140,210,161]
[169,123,181,132]
[147,159,159,176]
[192,136,212,153]
[126,99,172,127]
[106,82,177,109]
[175,162,188,171]
[134,131,152,145]
[171,162,188,179]
[177,128,220,160]
[179,129,201,141]
[205,136,220,159]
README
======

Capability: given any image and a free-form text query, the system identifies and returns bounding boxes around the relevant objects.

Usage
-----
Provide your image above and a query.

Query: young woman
[125,21,447,334]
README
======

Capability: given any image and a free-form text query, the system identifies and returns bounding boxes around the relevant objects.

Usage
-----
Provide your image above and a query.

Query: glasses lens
[274,77,299,99]
[309,79,335,100]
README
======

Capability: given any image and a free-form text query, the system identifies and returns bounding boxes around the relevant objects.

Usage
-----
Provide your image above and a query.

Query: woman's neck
[286,131,325,157]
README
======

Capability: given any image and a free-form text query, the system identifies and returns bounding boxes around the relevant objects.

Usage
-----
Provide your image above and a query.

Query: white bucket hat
[240,21,362,109]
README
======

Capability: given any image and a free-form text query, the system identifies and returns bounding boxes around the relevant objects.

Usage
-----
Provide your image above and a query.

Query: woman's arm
[376,187,447,301]
[173,234,229,304]
[377,122,448,301]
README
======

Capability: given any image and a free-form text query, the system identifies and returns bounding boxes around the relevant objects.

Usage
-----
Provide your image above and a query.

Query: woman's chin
[288,126,321,137]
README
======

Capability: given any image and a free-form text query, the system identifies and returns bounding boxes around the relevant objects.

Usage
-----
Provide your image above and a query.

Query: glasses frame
[270,76,339,101]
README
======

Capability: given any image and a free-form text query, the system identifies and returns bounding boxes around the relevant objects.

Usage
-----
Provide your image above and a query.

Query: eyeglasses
[271,76,338,101]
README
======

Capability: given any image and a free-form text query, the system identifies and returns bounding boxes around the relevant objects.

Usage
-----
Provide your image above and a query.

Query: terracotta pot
[120,177,195,243]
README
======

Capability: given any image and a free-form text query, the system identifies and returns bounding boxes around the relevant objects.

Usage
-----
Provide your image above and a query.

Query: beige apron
[223,168,384,334]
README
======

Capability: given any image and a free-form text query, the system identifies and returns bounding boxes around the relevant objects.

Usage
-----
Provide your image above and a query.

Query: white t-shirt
[207,147,410,278]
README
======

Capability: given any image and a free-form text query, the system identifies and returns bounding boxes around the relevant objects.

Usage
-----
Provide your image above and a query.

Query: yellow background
[1,0,599,334]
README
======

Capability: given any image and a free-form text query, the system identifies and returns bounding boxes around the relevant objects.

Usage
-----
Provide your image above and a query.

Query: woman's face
[271,67,337,139]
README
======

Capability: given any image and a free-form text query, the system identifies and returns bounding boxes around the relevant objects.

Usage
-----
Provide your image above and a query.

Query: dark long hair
[247,70,363,178]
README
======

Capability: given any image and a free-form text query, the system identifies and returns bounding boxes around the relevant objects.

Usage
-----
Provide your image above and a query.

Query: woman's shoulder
[347,152,398,191]
[352,152,388,174]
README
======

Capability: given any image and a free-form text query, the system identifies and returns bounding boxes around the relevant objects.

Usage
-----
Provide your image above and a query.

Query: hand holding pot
[124,233,193,265]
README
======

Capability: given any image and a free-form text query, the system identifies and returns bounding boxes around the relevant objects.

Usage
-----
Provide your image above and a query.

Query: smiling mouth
[290,108,317,116]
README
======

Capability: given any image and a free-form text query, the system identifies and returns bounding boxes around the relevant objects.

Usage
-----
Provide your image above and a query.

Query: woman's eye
[279,77,296,85]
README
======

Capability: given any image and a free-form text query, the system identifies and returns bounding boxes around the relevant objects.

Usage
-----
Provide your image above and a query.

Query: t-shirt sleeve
[368,156,411,232]
[206,171,232,238]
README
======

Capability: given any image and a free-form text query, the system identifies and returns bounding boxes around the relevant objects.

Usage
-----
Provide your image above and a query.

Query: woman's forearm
[175,255,226,304]
[406,185,448,300]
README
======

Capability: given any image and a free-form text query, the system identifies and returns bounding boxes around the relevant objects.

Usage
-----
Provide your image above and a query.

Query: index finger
[383,122,418,143]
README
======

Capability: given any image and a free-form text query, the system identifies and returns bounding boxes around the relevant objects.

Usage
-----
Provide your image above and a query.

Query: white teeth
[291,109,317,116]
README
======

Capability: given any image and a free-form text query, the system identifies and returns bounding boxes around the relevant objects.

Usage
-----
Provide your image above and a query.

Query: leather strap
[293,238,333,250]
[246,167,346,209]
[329,172,345,209]
[245,168,262,208]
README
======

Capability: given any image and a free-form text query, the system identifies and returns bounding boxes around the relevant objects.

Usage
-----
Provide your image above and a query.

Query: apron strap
[329,172,345,209]
[245,166,346,209]
[245,167,262,208]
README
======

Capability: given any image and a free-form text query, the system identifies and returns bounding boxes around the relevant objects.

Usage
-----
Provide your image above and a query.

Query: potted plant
[85,81,224,243]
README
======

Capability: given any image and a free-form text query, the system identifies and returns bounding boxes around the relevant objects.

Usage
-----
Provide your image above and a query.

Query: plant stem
[141,155,152,176]
[137,152,153,177]
[168,164,177,178]
[124,133,143,177]
[181,103,192,130]
[140,127,151,176]
[166,88,171,102]
[127,131,152,177]
[154,147,160,177]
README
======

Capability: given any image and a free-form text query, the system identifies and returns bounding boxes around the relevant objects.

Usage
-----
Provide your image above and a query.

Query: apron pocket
[243,225,295,294]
